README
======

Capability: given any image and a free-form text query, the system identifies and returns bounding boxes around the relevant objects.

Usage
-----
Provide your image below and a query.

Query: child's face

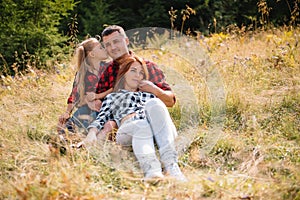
[92,42,108,60]
[124,62,145,91]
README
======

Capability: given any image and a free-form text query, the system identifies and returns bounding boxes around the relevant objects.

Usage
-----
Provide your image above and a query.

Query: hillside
[0,27,299,199]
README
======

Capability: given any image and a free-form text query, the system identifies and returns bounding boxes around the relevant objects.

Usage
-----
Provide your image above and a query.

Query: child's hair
[75,38,99,105]
[113,56,149,92]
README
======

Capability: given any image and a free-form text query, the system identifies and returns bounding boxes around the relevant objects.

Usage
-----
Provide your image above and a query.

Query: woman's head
[113,56,149,92]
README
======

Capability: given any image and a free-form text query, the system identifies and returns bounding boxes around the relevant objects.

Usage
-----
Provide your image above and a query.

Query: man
[98,25,175,106]
[83,25,176,144]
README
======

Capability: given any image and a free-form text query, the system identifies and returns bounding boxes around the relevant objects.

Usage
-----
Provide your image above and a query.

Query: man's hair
[101,25,127,37]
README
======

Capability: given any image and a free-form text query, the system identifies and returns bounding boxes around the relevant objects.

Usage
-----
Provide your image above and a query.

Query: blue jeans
[67,105,99,131]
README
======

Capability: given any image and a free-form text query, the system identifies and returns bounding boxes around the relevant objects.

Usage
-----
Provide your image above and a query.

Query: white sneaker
[137,155,163,180]
[164,163,187,182]
[145,171,164,179]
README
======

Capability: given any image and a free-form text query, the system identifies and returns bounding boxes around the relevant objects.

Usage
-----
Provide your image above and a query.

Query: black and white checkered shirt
[88,90,156,131]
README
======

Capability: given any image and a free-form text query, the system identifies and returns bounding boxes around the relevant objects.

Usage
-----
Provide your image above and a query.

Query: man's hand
[138,80,175,107]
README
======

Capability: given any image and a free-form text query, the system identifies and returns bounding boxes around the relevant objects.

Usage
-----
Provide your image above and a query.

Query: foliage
[75,0,120,38]
[0,0,75,76]
[1,0,299,76]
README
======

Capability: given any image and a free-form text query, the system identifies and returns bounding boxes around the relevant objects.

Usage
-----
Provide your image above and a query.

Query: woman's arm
[88,94,114,131]
[82,95,114,146]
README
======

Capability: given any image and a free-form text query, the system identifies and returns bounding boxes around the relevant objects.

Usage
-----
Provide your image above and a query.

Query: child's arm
[86,88,113,102]
[96,88,113,100]
[58,103,74,124]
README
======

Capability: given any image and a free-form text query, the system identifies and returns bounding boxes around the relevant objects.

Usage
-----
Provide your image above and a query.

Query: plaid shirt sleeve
[67,73,79,104]
[140,92,156,102]
[67,71,99,104]
[96,62,119,94]
[145,60,172,91]
[88,94,114,131]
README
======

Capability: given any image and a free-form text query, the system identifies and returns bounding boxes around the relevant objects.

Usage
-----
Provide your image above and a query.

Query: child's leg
[71,105,92,130]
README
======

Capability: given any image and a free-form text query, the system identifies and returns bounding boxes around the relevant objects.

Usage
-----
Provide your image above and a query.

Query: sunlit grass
[0,27,299,199]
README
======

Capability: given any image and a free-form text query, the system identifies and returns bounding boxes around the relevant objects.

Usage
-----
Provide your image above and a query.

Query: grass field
[0,27,299,199]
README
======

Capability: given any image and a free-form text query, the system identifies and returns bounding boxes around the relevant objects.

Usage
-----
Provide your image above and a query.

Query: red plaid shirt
[67,62,108,104]
[96,60,173,95]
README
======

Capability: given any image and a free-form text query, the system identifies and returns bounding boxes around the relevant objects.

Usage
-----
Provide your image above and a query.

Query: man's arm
[139,80,175,107]
[145,61,176,107]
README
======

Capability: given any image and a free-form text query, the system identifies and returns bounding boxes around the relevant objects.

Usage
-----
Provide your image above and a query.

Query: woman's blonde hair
[75,38,99,105]
[113,55,149,92]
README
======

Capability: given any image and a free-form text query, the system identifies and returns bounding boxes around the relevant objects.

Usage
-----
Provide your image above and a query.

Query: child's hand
[86,92,97,101]
[87,99,102,111]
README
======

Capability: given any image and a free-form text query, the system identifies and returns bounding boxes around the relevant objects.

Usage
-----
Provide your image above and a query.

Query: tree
[75,0,120,37]
[0,0,75,75]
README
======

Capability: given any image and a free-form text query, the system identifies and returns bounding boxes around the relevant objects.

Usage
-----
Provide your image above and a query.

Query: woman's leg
[116,119,163,178]
[145,98,186,181]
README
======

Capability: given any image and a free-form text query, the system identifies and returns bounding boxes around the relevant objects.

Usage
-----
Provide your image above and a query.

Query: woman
[58,37,112,134]
[87,56,186,181]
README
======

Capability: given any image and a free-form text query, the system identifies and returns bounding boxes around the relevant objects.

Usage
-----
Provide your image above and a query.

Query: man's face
[102,31,129,60]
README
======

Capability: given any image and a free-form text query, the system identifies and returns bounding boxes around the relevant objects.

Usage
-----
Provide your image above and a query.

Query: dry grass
[0,27,299,199]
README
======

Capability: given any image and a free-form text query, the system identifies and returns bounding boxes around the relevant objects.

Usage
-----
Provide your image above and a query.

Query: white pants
[116,98,178,174]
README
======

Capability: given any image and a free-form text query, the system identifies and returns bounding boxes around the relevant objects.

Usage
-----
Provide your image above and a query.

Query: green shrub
[0,0,75,75]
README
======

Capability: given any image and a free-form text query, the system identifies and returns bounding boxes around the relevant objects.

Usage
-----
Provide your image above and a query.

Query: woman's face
[124,61,145,91]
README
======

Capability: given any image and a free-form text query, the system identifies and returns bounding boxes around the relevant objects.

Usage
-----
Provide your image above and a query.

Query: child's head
[75,37,108,105]
[76,37,108,70]
[114,56,149,92]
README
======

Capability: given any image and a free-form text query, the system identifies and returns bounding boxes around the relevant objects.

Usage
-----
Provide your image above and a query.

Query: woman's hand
[75,128,98,148]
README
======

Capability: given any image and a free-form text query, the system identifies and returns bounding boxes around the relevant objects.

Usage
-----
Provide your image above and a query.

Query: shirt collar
[118,89,139,93]
[114,51,135,65]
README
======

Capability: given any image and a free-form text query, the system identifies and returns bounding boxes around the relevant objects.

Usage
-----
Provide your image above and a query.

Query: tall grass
[0,26,300,199]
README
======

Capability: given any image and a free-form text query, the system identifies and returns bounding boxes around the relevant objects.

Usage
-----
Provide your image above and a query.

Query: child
[58,37,112,134]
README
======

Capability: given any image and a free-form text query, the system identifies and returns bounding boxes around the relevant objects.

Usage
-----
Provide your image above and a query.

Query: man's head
[101,25,130,60]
